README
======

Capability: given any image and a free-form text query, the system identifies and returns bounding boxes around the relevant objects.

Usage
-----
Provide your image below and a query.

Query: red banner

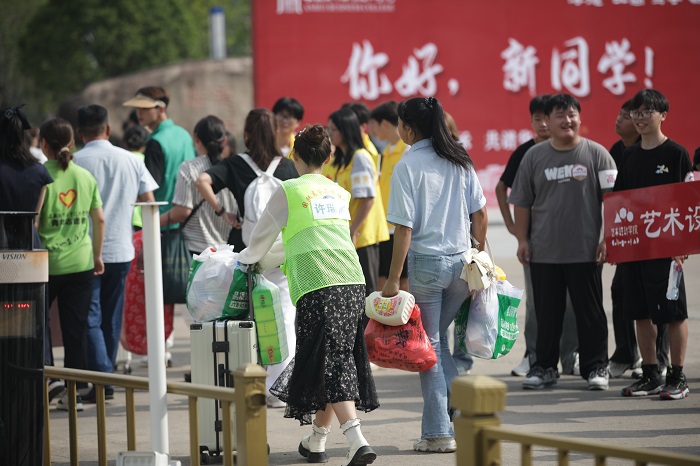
[253,1,700,207]
[604,181,700,263]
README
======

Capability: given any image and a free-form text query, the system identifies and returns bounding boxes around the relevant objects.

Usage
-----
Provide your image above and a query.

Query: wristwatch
[215,206,225,216]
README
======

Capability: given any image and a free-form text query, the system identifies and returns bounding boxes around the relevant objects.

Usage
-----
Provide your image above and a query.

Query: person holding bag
[381,97,487,454]
[237,124,378,466]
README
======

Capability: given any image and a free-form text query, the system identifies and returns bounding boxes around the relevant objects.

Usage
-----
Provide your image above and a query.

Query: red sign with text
[253,0,700,207]
[604,181,700,263]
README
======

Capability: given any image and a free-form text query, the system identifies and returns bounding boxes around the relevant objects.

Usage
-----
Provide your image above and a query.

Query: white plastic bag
[186,245,239,322]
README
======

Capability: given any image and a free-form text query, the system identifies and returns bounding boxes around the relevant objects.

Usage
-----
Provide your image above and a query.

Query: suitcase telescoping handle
[245,263,264,365]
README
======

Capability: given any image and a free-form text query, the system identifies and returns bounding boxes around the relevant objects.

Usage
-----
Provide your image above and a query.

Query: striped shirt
[172,156,238,253]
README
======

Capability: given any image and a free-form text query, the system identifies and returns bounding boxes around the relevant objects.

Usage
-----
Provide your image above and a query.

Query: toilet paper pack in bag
[251,274,288,365]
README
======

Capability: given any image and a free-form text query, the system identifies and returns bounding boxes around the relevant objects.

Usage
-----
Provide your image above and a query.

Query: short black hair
[77,104,109,138]
[123,125,149,151]
[369,101,398,126]
[630,88,669,113]
[272,97,304,120]
[342,102,371,125]
[529,95,550,116]
[545,93,581,116]
[620,99,635,112]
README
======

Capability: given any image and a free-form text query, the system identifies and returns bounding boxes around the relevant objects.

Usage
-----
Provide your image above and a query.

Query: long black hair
[0,104,36,167]
[194,115,226,166]
[397,97,473,169]
[329,107,365,169]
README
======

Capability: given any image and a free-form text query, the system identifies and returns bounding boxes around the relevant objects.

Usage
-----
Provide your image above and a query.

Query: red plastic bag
[364,304,437,372]
[121,230,174,355]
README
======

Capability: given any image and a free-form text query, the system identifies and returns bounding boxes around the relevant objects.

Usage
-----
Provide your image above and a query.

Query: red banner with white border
[604,180,700,263]
[253,0,700,207]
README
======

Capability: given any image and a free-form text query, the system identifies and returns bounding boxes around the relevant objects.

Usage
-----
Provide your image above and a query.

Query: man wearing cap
[123,86,195,220]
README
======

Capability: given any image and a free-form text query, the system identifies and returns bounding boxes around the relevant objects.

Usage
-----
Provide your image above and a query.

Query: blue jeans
[87,262,131,383]
[408,250,468,439]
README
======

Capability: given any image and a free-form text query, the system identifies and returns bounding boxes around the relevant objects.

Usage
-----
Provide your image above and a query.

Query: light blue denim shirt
[386,138,486,255]
[74,140,159,263]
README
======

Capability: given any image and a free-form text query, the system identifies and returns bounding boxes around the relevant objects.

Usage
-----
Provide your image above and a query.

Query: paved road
[46,222,700,465]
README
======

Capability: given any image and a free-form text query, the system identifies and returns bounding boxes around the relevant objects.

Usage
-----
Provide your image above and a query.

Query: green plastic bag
[455,280,523,359]
[221,267,250,318]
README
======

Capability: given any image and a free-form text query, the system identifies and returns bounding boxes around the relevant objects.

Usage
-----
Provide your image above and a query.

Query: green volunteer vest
[149,119,195,216]
[281,174,365,305]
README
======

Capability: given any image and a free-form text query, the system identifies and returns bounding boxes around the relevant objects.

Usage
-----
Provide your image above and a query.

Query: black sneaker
[522,366,558,390]
[621,367,663,397]
[82,387,114,403]
[660,370,689,400]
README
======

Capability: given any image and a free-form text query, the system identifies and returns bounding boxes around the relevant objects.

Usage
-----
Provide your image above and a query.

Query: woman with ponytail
[382,97,488,453]
[38,117,105,411]
[238,124,378,466]
[160,115,237,255]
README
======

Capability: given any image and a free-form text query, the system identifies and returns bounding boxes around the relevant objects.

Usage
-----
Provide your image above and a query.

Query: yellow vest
[379,140,408,232]
[363,133,380,169]
[324,149,389,248]
[281,175,365,304]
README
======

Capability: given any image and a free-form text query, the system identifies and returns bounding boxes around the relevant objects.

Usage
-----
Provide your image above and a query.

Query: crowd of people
[0,84,696,463]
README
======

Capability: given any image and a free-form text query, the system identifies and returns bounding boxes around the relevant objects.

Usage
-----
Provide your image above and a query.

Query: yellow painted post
[189,396,201,466]
[67,381,79,466]
[233,364,268,466]
[125,388,136,450]
[95,385,107,466]
[451,375,507,466]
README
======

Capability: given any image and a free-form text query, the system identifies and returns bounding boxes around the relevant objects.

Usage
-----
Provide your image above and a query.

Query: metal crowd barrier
[43,364,268,466]
[451,375,700,466]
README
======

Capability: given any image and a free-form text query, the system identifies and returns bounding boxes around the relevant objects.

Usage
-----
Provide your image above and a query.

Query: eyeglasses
[275,113,296,121]
[629,110,657,119]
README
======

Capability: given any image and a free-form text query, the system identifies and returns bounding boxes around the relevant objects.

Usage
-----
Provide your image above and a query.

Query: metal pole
[137,202,169,455]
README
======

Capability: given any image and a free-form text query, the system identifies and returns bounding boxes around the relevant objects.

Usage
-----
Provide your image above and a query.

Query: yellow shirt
[324,149,389,248]
[284,133,296,159]
[363,133,380,169]
[378,139,409,233]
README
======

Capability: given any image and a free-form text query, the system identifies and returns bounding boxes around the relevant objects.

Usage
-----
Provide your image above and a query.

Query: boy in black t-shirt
[614,89,694,400]
[495,95,579,378]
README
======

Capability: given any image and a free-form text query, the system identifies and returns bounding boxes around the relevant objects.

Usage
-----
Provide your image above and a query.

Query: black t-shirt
[609,138,640,169]
[499,139,536,188]
[0,159,53,212]
[613,138,692,192]
[144,139,165,186]
[206,154,299,250]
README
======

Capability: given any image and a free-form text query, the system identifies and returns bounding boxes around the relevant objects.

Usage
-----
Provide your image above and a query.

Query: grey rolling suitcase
[190,319,259,464]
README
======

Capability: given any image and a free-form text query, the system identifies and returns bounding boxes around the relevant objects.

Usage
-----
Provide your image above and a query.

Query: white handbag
[461,238,497,291]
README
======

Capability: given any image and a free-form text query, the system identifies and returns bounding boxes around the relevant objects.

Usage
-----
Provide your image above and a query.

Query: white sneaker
[267,394,286,409]
[413,437,456,453]
[587,367,609,390]
[572,352,580,376]
[511,356,530,377]
[57,392,84,412]
[609,357,642,378]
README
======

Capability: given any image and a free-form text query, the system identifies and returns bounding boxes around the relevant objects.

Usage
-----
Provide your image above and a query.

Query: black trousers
[530,262,608,379]
[610,266,670,366]
[46,269,94,372]
[356,244,380,298]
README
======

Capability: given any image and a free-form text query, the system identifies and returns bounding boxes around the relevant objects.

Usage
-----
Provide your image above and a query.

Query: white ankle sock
[340,418,368,448]
[305,420,331,452]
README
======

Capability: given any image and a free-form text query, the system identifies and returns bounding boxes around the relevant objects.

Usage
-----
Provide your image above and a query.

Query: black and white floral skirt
[269,284,379,425]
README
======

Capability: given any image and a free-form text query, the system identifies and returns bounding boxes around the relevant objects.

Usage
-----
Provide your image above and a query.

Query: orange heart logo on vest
[59,189,77,209]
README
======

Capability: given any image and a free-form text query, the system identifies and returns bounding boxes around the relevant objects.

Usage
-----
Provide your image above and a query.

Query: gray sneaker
[522,366,558,390]
[413,437,456,453]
